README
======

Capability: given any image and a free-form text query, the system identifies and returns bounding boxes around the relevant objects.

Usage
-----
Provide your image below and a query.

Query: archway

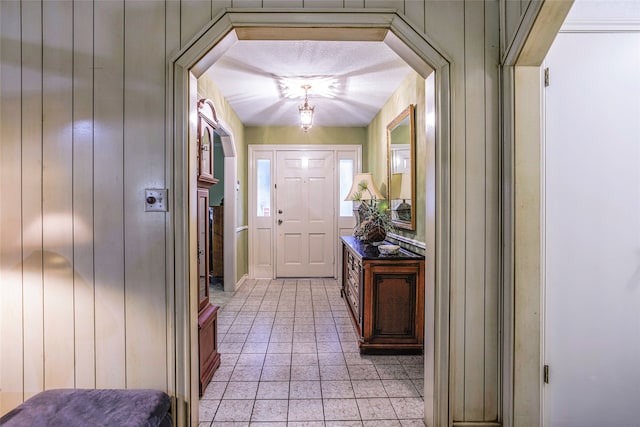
[168,10,452,426]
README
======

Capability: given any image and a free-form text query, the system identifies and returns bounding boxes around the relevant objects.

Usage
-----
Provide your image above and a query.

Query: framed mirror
[387,104,416,230]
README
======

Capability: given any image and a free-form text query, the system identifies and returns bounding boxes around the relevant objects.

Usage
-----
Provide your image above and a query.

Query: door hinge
[544,67,550,87]
[543,364,550,383]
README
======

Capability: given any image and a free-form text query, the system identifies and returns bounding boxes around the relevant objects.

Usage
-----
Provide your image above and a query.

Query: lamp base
[395,201,411,221]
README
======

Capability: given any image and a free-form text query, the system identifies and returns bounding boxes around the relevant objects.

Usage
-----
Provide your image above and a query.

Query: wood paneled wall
[1,1,502,424]
[423,2,501,423]
[0,0,173,414]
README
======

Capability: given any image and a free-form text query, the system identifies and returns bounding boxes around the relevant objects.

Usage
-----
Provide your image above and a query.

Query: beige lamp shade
[391,173,411,200]
[344,172,384,201]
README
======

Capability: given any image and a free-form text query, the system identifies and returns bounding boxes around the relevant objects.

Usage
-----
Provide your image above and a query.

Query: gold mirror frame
[387,104,416,231]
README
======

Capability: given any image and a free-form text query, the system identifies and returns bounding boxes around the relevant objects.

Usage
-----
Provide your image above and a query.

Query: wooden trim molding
[515,0,575,66]
[235,26,388,41]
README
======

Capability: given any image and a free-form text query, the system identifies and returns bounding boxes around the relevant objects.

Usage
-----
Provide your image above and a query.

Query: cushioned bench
[0,389,172,427]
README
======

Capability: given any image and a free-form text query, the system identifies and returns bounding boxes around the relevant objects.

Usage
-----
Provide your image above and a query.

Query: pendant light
[299,84,314,132]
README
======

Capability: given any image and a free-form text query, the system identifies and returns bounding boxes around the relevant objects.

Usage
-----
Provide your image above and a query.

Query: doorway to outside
[275,150,335,277]
[250,145,360,279]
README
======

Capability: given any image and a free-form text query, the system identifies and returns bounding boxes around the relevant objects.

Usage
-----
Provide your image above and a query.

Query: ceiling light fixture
[299,84,314,132]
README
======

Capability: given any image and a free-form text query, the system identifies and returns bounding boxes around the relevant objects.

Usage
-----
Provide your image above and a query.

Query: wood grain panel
[232,0,263,8]
[364,0,403,11]
[424,0,466,421]
[263,0,303,7]
[20,0,44,399]
[42,0,75,390]
[0,0,25,415]
[504,0,524,51]
[93,0,126,389]
[181,0,213,48]
[304,0,344,8]
[165,0,181,407]
[463,0,487,420]
[483,0,501,419]
[405,0,425,34]
[513,65,542,427]
[72,0,97,390]
[212,0,232,18]
[345,0,364,8]
[166,0,182,59]
[123,0,168,390]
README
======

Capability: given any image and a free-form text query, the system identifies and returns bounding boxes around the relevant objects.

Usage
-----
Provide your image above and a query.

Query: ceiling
[203,40,414,128]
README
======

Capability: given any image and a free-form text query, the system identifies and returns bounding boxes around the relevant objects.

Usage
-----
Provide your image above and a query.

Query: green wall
[245,126,366,146]
[366,71,426,247]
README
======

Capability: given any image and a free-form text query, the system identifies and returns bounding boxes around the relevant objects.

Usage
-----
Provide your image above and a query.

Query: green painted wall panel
[366,71,426,247]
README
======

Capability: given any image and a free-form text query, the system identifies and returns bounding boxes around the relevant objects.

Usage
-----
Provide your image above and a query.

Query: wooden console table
[341,236,425,354]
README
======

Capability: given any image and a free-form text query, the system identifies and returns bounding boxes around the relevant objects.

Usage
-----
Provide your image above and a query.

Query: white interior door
[543,32,640,426]
[276,150,335,277]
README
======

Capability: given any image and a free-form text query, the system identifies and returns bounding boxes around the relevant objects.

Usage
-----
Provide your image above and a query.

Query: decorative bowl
[378,244,400,255]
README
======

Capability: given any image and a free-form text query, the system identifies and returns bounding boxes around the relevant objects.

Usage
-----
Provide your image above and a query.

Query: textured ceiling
[203,40,414,128]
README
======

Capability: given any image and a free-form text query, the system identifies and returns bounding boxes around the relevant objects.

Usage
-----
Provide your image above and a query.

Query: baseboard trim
[234,274,248,292]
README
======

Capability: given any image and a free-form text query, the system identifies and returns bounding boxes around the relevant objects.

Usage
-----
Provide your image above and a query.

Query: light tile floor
[200,278,425,427]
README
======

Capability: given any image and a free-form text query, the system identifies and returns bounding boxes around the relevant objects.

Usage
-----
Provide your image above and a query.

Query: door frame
[506,7,640,426]
[168,10,452,426]
[501,2,574,426]
[248,144,361,279]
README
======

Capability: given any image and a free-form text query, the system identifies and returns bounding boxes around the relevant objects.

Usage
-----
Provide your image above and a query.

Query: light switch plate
[145,189,168,212]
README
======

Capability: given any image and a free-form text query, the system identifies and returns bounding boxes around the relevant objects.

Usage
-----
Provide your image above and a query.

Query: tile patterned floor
[200,278,425,427]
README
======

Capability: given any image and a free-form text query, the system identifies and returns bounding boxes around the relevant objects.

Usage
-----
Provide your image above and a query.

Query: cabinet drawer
[347,253,361,291]
[348,281,359,317]
[345,276,359,318]
[346,251,361,275]
[347,272,360,293]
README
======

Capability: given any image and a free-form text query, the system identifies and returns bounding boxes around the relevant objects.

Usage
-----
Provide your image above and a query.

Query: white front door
[276,150,335,277]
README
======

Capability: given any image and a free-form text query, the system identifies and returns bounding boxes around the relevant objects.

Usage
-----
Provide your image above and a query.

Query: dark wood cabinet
[196,98,221,395]
[211,206,224,278]
[341,236,424,354]
[198,304,220,396]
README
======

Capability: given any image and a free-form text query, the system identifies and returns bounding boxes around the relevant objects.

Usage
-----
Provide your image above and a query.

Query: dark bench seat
[0,389,172,427]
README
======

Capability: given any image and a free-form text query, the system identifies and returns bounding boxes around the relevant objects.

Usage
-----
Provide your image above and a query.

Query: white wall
[1,1,502,424]
[542,7,640,426]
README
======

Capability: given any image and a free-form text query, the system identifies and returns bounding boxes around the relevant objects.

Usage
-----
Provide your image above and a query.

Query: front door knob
[278,219,283,225]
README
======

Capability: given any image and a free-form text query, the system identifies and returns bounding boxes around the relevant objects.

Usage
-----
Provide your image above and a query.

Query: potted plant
[351,180,394,244]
